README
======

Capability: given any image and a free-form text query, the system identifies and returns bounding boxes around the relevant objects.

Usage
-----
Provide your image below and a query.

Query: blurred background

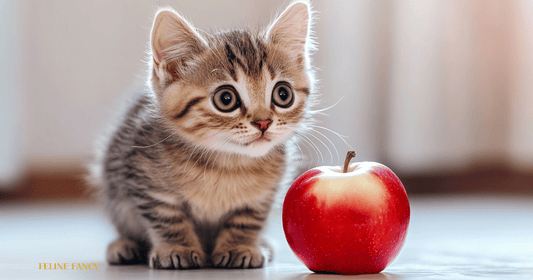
[1,0,532,200]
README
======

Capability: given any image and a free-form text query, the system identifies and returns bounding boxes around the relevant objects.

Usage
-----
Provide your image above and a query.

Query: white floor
[1,195,533,280]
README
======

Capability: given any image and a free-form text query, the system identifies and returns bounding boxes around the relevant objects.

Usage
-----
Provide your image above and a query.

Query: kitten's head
[148,1,315,158]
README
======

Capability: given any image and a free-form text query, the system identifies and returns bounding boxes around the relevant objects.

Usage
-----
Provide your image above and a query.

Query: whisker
[131,120,190,149]
[309,124,353,150]
[207,46,228,74]
[308,124,348,138]
[183,138,219,179]
[309,128,339,164]
[299,138,315,169]
[296,132,321,167]
[132,132,176,149]
[308,132,333,164]
[185,137,212,167]
[293,141,304,167]
[293,137,312,169]
[309,96,346,115]
[302,133,324,164]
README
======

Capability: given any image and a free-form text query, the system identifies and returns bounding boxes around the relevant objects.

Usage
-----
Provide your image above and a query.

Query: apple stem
[343,151,356,173]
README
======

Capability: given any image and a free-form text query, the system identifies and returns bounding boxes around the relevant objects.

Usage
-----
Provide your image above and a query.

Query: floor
[1,195,532,280]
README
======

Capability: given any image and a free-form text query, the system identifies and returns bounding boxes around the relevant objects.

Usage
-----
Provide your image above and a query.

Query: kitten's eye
[272,82,294,108]
[213,86,240,112]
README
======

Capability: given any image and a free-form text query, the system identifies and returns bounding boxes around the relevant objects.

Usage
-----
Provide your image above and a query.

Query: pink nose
[252,119,272,131]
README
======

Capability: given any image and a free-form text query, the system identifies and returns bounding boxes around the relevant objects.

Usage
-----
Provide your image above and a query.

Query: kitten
[89,1,316,269]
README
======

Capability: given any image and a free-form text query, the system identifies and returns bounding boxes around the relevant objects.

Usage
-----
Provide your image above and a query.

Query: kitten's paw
[149,246,205,269]
[106,239,145,265]
[212,244,266,269]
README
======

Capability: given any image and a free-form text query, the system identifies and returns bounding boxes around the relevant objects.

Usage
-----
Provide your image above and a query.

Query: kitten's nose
[251,119,272,132]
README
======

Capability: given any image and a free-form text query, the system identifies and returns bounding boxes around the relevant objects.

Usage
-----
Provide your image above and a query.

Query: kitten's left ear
[266,1,312,56]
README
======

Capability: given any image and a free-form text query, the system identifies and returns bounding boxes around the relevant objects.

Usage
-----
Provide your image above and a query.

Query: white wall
[0,0,24,188]
[2,0,532,183]
[509,0,533,171]
[386,0,533,173]
[312,0,392,164]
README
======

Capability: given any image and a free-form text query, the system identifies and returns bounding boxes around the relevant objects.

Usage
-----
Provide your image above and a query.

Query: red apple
[282,151,410,275]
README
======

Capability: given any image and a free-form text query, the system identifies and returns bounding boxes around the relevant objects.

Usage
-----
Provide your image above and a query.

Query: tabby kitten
[90,1,316,269]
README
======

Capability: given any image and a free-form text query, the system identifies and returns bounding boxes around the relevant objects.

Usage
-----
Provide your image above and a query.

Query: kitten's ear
[150,9,206,80]
[266,1,312,56]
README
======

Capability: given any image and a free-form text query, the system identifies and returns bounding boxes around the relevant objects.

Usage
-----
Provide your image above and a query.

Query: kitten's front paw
[149,246,205,269]
[212,244,266,269]
[107,239,146,265]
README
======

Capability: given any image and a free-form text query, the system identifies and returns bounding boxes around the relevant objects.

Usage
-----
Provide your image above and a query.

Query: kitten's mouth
[246,133,272,145]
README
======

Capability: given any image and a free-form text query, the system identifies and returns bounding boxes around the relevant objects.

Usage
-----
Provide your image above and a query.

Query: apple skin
[282,162,410,275]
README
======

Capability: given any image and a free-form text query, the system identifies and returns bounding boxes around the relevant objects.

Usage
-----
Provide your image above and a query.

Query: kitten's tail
[84,131,110,201]
[83,159,105,201]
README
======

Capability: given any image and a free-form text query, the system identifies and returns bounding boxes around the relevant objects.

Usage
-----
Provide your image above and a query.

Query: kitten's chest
[176,161,283,222]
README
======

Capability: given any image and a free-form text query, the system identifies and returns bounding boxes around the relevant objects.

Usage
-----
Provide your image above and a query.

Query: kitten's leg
[106,201,150,265]
[107,238,147,265]
[212,208,271,269]
[141,206,206,269]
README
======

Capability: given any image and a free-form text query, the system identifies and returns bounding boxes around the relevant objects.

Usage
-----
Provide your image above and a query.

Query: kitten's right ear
[150,9,206,81]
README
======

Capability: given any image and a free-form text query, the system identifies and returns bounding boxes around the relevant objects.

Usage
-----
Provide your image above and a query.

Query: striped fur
[89,1,316,269]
